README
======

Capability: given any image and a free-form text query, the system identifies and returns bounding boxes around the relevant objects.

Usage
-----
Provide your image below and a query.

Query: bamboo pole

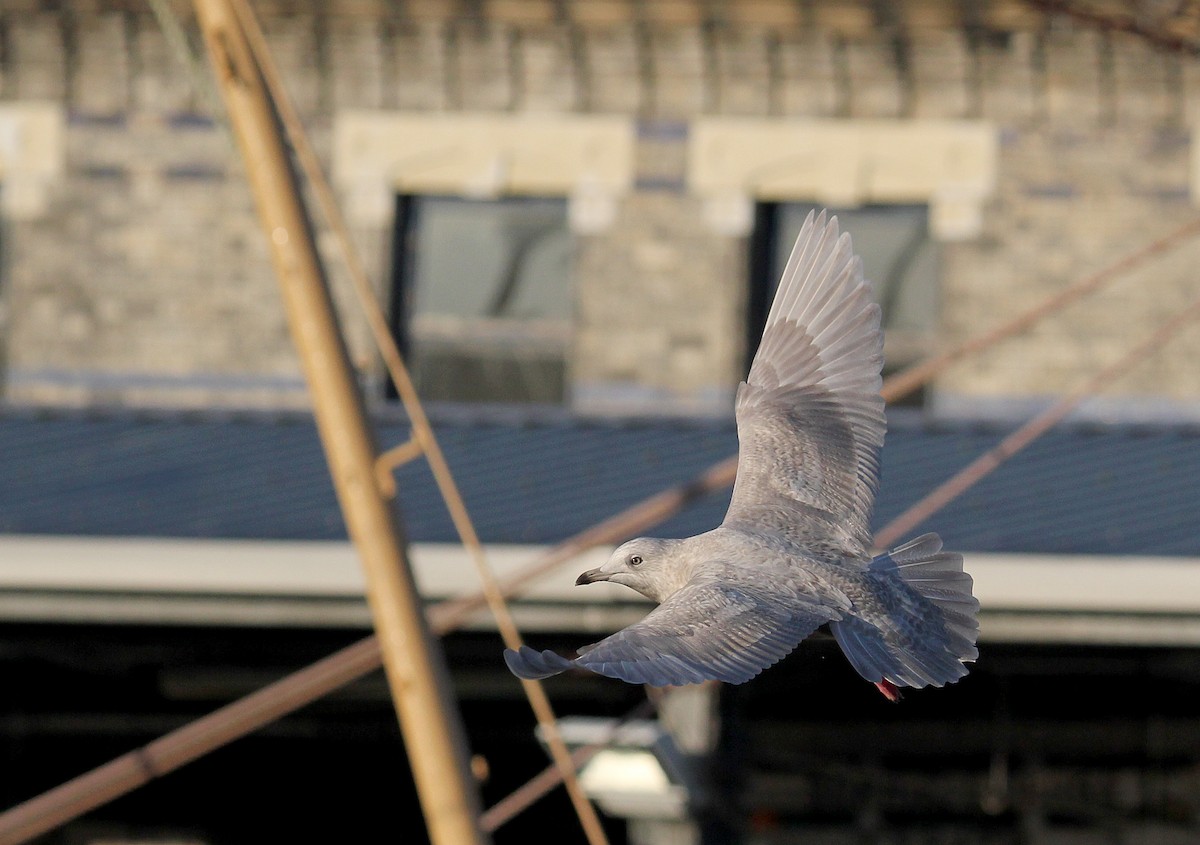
[189,2,485,844]
[222,3,608,841]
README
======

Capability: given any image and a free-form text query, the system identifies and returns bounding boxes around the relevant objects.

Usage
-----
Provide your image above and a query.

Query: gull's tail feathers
[830,533,979,695]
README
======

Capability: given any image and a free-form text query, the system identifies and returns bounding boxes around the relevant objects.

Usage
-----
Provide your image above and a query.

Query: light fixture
[537,716,698,820]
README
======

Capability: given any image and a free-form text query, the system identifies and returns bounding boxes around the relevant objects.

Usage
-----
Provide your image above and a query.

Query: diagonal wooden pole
[190,1,485,844]
[223,3,609,841]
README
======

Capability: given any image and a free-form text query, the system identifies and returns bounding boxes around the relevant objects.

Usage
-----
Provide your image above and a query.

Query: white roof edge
[966,552,1200,614]
[1,536,1199,642]
[0,534,621,602]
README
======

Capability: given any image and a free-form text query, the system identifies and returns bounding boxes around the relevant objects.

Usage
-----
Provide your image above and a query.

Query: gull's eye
[628,555,643,567]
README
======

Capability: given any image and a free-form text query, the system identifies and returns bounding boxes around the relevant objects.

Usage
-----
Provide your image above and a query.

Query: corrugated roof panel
[4,409,1200,556]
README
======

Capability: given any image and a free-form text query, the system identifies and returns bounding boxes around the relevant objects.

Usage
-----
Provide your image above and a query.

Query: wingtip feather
[504,645,575,680]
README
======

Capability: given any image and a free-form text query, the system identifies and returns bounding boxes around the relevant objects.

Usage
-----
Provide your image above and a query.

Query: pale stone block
[978,31,1040,126]
[776,31,841,118]
[10,14,67,101]
[329,19,386,110]
[131,16,197,114]
[715,30,770,117]
[519,27,579,112]
[844,37,904,118]
[571,0,634,28]
[387,22,450,111]
[332,111,635,198]
[0,101,66,220]
[263,14,323,117]
[1043,29,1103,127]
[453,24,514,111]
[1111,34,1179,127]
[688,117,997,211]
[73,13,128,115]
[584,25,644,113]
[910,31,971,118]
[1179,53,1200,127]
[648,27,708,118]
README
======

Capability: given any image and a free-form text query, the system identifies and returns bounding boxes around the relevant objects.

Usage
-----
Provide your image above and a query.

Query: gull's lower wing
[506,575,841,686]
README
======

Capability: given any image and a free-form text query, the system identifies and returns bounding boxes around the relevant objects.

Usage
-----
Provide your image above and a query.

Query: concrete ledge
[687,117,997,239]
[0,101,66,219]
[0,535,637,632]
[1,536,1198,644]
[331,110,636,225]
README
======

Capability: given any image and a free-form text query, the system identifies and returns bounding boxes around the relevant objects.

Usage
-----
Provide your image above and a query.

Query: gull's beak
[575,568,607,586]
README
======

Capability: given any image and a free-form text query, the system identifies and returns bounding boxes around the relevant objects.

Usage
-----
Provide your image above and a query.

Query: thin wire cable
[225,3,609,843]
[881,215,1200,403]
[145,0,230,138]
[874,291,1200,550]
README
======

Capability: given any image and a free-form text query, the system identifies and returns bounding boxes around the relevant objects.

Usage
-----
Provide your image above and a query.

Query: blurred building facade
[3,0,1200,417]
[2,1,1200,844]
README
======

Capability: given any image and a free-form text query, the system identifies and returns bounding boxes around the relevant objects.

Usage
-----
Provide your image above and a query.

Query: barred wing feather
[505,576,840,686]
[725,212,886,555]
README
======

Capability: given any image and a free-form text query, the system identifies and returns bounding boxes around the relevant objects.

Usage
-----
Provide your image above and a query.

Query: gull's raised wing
[723,211,886,555]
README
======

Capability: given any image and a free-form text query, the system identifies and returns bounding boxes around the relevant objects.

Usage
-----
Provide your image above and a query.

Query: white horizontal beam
[331,110,635,226]
[688,117,997,239]
[1,536,1198,645]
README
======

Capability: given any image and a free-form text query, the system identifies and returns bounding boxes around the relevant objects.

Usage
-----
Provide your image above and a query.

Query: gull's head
[576,537,684,603]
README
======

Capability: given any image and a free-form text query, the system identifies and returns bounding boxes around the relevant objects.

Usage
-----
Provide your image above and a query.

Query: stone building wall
[1,1,1199,415]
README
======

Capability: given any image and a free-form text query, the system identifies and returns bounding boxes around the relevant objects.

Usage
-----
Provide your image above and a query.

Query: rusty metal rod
[881,215,1200,403]
[0,635,384,845]
[874,291,1200,550]
[1026,0,1200,56]
[480,698,660,832]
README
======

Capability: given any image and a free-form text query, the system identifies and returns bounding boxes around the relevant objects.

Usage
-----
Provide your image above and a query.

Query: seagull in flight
[505,211,979,699]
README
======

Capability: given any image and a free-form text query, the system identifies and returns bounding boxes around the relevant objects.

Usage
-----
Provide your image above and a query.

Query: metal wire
[481,697,660,832]
[1027,0,1200,56]
[145,0,229,136]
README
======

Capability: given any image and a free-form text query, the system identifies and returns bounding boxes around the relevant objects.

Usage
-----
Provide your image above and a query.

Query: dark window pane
[773,204,937,343]
[752,204,939,406]
[395,196,571,404]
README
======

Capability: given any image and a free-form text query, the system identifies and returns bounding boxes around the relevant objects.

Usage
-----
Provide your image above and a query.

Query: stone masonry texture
[3,1,1200,416]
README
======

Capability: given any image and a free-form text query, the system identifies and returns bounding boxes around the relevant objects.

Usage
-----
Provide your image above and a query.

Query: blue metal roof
[5,407,1200,556]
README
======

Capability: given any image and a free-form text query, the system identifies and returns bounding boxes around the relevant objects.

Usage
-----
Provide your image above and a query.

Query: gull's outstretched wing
[723,211,885,555]
[504,574,842,686]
